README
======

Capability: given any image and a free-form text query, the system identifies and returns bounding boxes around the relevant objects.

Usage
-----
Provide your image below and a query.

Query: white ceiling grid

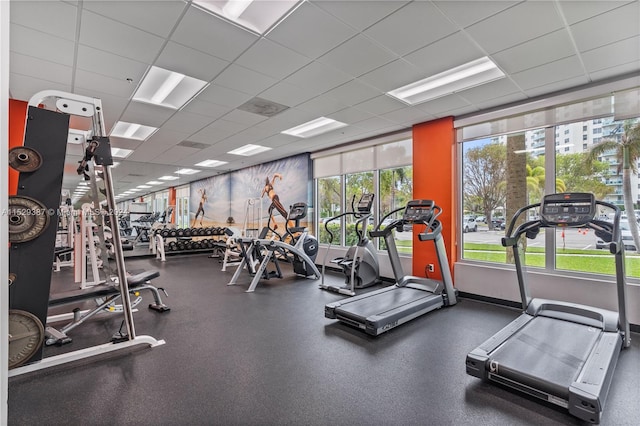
[7,0,640,196]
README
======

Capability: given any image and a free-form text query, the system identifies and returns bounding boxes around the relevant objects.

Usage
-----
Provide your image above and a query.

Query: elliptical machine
[320,193,380,296]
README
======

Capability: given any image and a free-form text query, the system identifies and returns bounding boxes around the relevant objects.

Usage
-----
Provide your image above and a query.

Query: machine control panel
[357,193,375,213]
[403,200,435,223]
[540,193,595,227]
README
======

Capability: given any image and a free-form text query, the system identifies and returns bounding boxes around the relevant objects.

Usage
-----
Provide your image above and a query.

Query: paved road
[464,224,600,250]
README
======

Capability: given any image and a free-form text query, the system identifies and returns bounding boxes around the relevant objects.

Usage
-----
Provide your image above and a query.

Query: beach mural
[189,154,312,235]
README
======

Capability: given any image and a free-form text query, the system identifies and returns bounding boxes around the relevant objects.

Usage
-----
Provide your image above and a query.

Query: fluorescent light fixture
[159,175,180,181]
[192,0,301,35]
[136,185,152,189]
[78,181,89,186]
[175,168,201,175]
[387,57,505,106]
[281,117,347,138]
[111,147,134,158]
[111,121,157,141]
[195,159,228,168]
[227,144,272,156]
[133,66,208,109]
[128,189,141,192]
[146,181,163,185]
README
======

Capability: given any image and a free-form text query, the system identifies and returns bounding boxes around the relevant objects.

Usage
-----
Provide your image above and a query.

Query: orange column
[412,116,456,279]
[8,99,29,195]
[168,187,176,224]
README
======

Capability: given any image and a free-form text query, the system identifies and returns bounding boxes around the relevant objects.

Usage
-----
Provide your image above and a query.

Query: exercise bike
[320,193,380,296]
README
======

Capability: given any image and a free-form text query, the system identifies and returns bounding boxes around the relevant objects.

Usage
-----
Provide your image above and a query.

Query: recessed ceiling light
[158,175,180,181]
[281,117,347,138]
[111,147,134,158]
[133,66,208,109]
[195,159,228,168]
[175,168,201,175]
[110,121,157,141]
[136,185,152,189]
[146,181,163,185]
[227,144,272,156]
[192,0,302,35]
[128,189,141,192]
[387,56,505,105]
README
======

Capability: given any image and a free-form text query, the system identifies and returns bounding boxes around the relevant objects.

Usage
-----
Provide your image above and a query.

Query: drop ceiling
[8,0,640,199]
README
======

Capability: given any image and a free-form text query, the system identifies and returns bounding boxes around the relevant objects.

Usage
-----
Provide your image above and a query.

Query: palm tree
[526,164,567,204]
[587,121,640,252]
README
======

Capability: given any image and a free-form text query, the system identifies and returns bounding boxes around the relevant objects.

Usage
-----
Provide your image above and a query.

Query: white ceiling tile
[355,95,404,115]
[589,61,640,81]
[558,0,633,25]
[70,88,129,130]
[141,127,192,151]
[364,1,457,56]
[582,36,640,73]
[163,110,216,133]
[190,120,247,144]
[295,93,350,116]
[10,0,78,40]
[171,7,258,62]
[258,81,318,108]
[474,92,529,112]
[571,2,640,52]
[82,0,186,38]
[404,32,485,76]
[511,56,586,91]
[466,1,564,54]
[155,42,229,83]
[324,79,381,106]
[153,146,201,164]
[358,59,425,92]
[107,136,144,151]
[318,34,397,77]
[79,10,165,63]
[433,1,520,28]
[235,38,312,80]
[197,84,254,108]
[456,78,522,104]
[10,24,76,66]
[492,29,576,74]
[523,75,591,98]
[327,107,376,124]
[75,69,137,99]
[380,107,433,126]
[352,116,397,132]
[415,94,471,116]
[10,52,72,86]
[221,109,269,126]
[284,61,352,97]
[435,104,480,118]
[267,107,317,127]
[313,0,409,31]
[76,45,149,83]
[266,2,357,59]
[257,133,297,148]
[214,64,278,96]
[9,73,71,102]
[181,98,231,120]
[120,102,176,128]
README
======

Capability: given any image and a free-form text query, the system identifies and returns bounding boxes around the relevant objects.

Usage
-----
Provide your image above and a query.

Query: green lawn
[463,243,640,277]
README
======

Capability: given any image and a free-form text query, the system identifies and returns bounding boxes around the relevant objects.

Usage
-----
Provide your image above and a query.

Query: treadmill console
[403,200,435,223]
[540,193,595,227]
[356,193,375,214]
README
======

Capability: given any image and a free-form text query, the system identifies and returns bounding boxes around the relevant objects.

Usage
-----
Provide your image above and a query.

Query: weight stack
[9,106,70,363]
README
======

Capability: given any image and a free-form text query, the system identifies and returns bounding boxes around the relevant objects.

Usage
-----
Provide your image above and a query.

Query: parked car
[490,218,505,230]
[596,219,637,251]
[475,215,487,223]
[463,216,478,233]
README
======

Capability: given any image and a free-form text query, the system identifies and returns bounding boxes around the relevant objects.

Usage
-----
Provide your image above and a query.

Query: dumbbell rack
[153,226,229,261]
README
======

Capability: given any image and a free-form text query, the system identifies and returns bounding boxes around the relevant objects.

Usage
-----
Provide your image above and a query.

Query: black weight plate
[9,147,43,173]
[205,227,213,236]
[8,196,50,243]
[8,309,45,369]
[183,228,192,237]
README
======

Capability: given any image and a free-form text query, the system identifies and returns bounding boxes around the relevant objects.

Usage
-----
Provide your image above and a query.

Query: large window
[345,172,373,246]
[317,176,342,245]
[458,88,640,280]
[379,166,413,253]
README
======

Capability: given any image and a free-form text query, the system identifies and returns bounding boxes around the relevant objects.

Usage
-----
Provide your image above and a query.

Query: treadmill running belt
[335,287,434,320]
[490,316,600,399]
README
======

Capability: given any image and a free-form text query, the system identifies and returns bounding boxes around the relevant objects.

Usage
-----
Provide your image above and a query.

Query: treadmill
[466,193,631,424]
[325,199,457,336]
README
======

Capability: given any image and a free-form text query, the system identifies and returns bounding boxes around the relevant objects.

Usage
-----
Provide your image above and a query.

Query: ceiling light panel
[387,57,506,106]
[175,168,201,175]
[159,175,180,181]
[227,144,272,156]
[111,147,134,158]
[133,66,208,109]
[195,159,228,167]
[192,0,301,35]
[146,181,163,185]
[110,121,158,141]
[281,117,348,138]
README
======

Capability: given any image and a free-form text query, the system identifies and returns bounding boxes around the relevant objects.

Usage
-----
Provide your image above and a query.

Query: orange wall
[168,187,176,224]
[9,99,28,195]
[412,117,456,279]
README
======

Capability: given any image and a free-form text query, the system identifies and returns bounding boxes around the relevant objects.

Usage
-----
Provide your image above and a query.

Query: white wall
[455,262,640,326]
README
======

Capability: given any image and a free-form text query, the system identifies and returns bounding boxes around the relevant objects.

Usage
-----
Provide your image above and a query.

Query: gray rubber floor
[8,254,640,425]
